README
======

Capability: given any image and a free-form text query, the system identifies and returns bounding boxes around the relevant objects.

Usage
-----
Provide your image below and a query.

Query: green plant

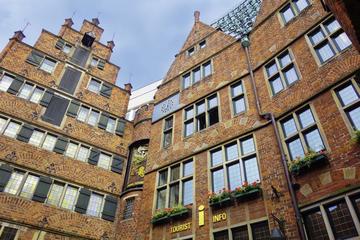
[353,130,360,143]
[288,150,325,173]
[208,188,232,204]
[152,208,171,220]
[232,181,260,195]
[169,204,189,215]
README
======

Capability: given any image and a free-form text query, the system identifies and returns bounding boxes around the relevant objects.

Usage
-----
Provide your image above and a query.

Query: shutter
[111,155,124,174]
[55,39,65,50]
[26,51,44,66]
[100,83,112,98]
[115,120,126,136]
[0,164,13,192]
[66,100,80,117]
[88,149,100,165]
[58,67,82,94]
[102,195,118,222]
[75,188,91,214]
[98,113,109,130]
[53,137,68,154]
[71,47,90,67]
[16,124,34,143]
[32,176,52,203]
[42,95,70,126]
[7,77,24,95]
[97,60,105,70]
[40,90,54,107]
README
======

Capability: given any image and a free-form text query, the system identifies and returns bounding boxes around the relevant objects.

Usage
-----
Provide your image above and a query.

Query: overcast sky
[0,0,242,90]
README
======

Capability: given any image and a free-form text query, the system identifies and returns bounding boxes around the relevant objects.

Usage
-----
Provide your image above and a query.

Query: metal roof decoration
[211,0,262,39]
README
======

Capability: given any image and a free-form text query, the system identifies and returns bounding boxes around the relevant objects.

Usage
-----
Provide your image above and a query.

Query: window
[41,134,57,151]
[98,153,112,170]
[88,110,100,126]
[17,82,45,103]
[0,117,7,133]
[214,230,229,240]
[280,0,310,24]
[61,185,78,210]
[182,60,212,89]
[62,43,72,54]
[280,106,325,160]
[251,221,271,240]
[265,50,299,95]
[106,117,116,133]
[86,193,104,217]
[65,142,79,158]
[77,146,90,162]
[18,83,34,99]
[156,160,193,209]
[210,135,260,193]
[4,171,25,195]
[0,226,18,240]
[19,174,39,199]
[307,17,351,64]
[199,40,206,49]
[123,197,135,219]
[163,116,173,148]
[88,79,102,94]
[3,121,21,138]
[213,221,269,240]
[77,106,90,122]
[42,95,70,126]
[39,57,56,73]
[183,94,219,137]
[231,81,246,115]
[28,130,45,147]
[89,57,106,70]
[334,78,360,130]
[0,74,14,92]
[29,87,45,104]
[46,182,65,206]
[303,208,329,239]
[187,47,195,56]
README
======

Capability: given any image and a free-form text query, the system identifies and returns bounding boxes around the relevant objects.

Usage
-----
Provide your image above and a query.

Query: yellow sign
[198,205,205,227]
[170,222,191,233]
[212,213,227,223]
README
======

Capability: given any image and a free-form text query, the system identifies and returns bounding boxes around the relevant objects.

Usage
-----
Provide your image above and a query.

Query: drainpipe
[241,36,306,240]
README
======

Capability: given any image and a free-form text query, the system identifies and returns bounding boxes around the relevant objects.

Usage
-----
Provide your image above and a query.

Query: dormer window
[82,32,95,48]
[187,47,195,56]
[199,40,206,49]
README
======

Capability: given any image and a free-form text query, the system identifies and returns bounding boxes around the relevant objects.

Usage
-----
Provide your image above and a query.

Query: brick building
[0,0,359,240]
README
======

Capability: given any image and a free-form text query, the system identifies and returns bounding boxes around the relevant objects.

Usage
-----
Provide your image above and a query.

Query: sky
[0,0,242,90]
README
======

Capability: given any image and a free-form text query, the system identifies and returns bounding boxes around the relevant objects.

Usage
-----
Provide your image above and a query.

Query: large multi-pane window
[61,186,79,210]
[4,171,39,199]
[98,153,112,170]
[334,78,360,130]
[302,192,360,239]
[210,135,260,193]
[156,160,193,209]
[86,193,104,217]
[279,0,310,24]
[163,116,173,148]
[17,83,45,104]
[19,174,39,199]
[265,49,300,95]
[39,57,57,73]
[4,171,25,195]
[307,17,352,64]
[280,106,326,160]
[46,182,65,206]
[184,94,219,137]
[0,226,18,240]
[213,221,270,240]
[182,60,212,89]
[231,81,246,115]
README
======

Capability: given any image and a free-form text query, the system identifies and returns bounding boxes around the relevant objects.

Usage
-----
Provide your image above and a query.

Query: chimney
[11,31,25,42]
[107,40,115,51]
[63,18,74,28]
[194,11,200,23]
[124,83,133,93]
[92,18,100,26]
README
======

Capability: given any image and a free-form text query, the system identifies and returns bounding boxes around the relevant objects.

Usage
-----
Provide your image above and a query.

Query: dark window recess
[88,149,100,165]
[32,176,52,203]
[59,67,82,94]
[26,51,44,66]
[123,197,135,219]
[75,188,91,214]
[102,195,118,222]
[251,221,270,240]
[71,47,90,67]
[40,90,54,107]
[55,39,65,50]
[66,101,81,117]
[208,108,219,126]
[82,32,96,48]
[16,124,34,143]
[0,164,13,192]
[42,95,69,126]
[53,137,68,154]
[100,83,113,98]
[97,60,105,70]
[115,120,126,136]
[213,230,229,240]
[232,226,249,240]
[111,155,123,174]
[0,227,18,240]
[303,208,329,240]
[196,113,206,131]
[98,114,109,130]
[7,77,24,95]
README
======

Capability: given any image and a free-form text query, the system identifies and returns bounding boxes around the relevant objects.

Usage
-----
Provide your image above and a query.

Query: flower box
[169,208,190,220]
[233,188,261,201]
[289,152,328,176]
[209,197,233,208]
[151,215,170,225]
[151,205,190,225]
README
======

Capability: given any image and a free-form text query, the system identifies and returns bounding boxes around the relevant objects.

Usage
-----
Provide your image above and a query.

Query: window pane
[244,157,260,183]
[283,66,299,85]
[63,44,72,54]
[123,197,135,219]
[19,174,39,199]
[228,163,242,190]
[252,221,270,240]
[61,186,78,210]
[337,84,359,106]
[88,80,101,93]
[225,142,239,161]
[185,121,194,137]
[196,113,206,131]
[208,108,219,126]
[156,188,166,209]
[4,171,24,195]
[208,95,218,109]
[325,200,358,239]
[279,52,292,68]
[106,118,116,133]
[98,153,111,170]
[185,107,194,120]
[90,58,98,67]
[29,130,45,147]
[42,135,57,151]
[193,67,201,82]
[47,183,65,206]
[298,108,315,128]
[241,137,255,155]
[305,129,325,152]
[214,230,229,240]
[282,117,297,137]
[233,97,246,115]
[169,183,179,207]
[183,73,191,88]
[77,106,89,122]
[316,42,335,63]
[266,62,278,77]
[211,148,223,166]
[324,18,341,34]
[196,101,205,114]
[232,226,249,240]
[348,106,360,130]
[333,31,352,51]
[163,132,172,148]
[3,121,21,138]
[158,170,168,186]
[164,117,173,130]
[183,179,193,205]
[303,209,330,240]
[270,76,284,95]
[288,138,305,160]
[281,4,295,23]
[0,75,14,92]
[29,87,44,103]
[0,227,18,240]
[310,29,325,45]
[199,40,206,49]
[0,117,7,132]
[40,58,56,73]
[203,61,212,77]
[171,165,180,181]
[87,110,99,126]
[187,48,194,56]
[76,146,90,162]
[212,169,225,193]
[231,82,243,97]
[65,142,78,158]
[183,161,193,177]
[18,83,33,99]
[294,0,310,12]
[86,193,103,217]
